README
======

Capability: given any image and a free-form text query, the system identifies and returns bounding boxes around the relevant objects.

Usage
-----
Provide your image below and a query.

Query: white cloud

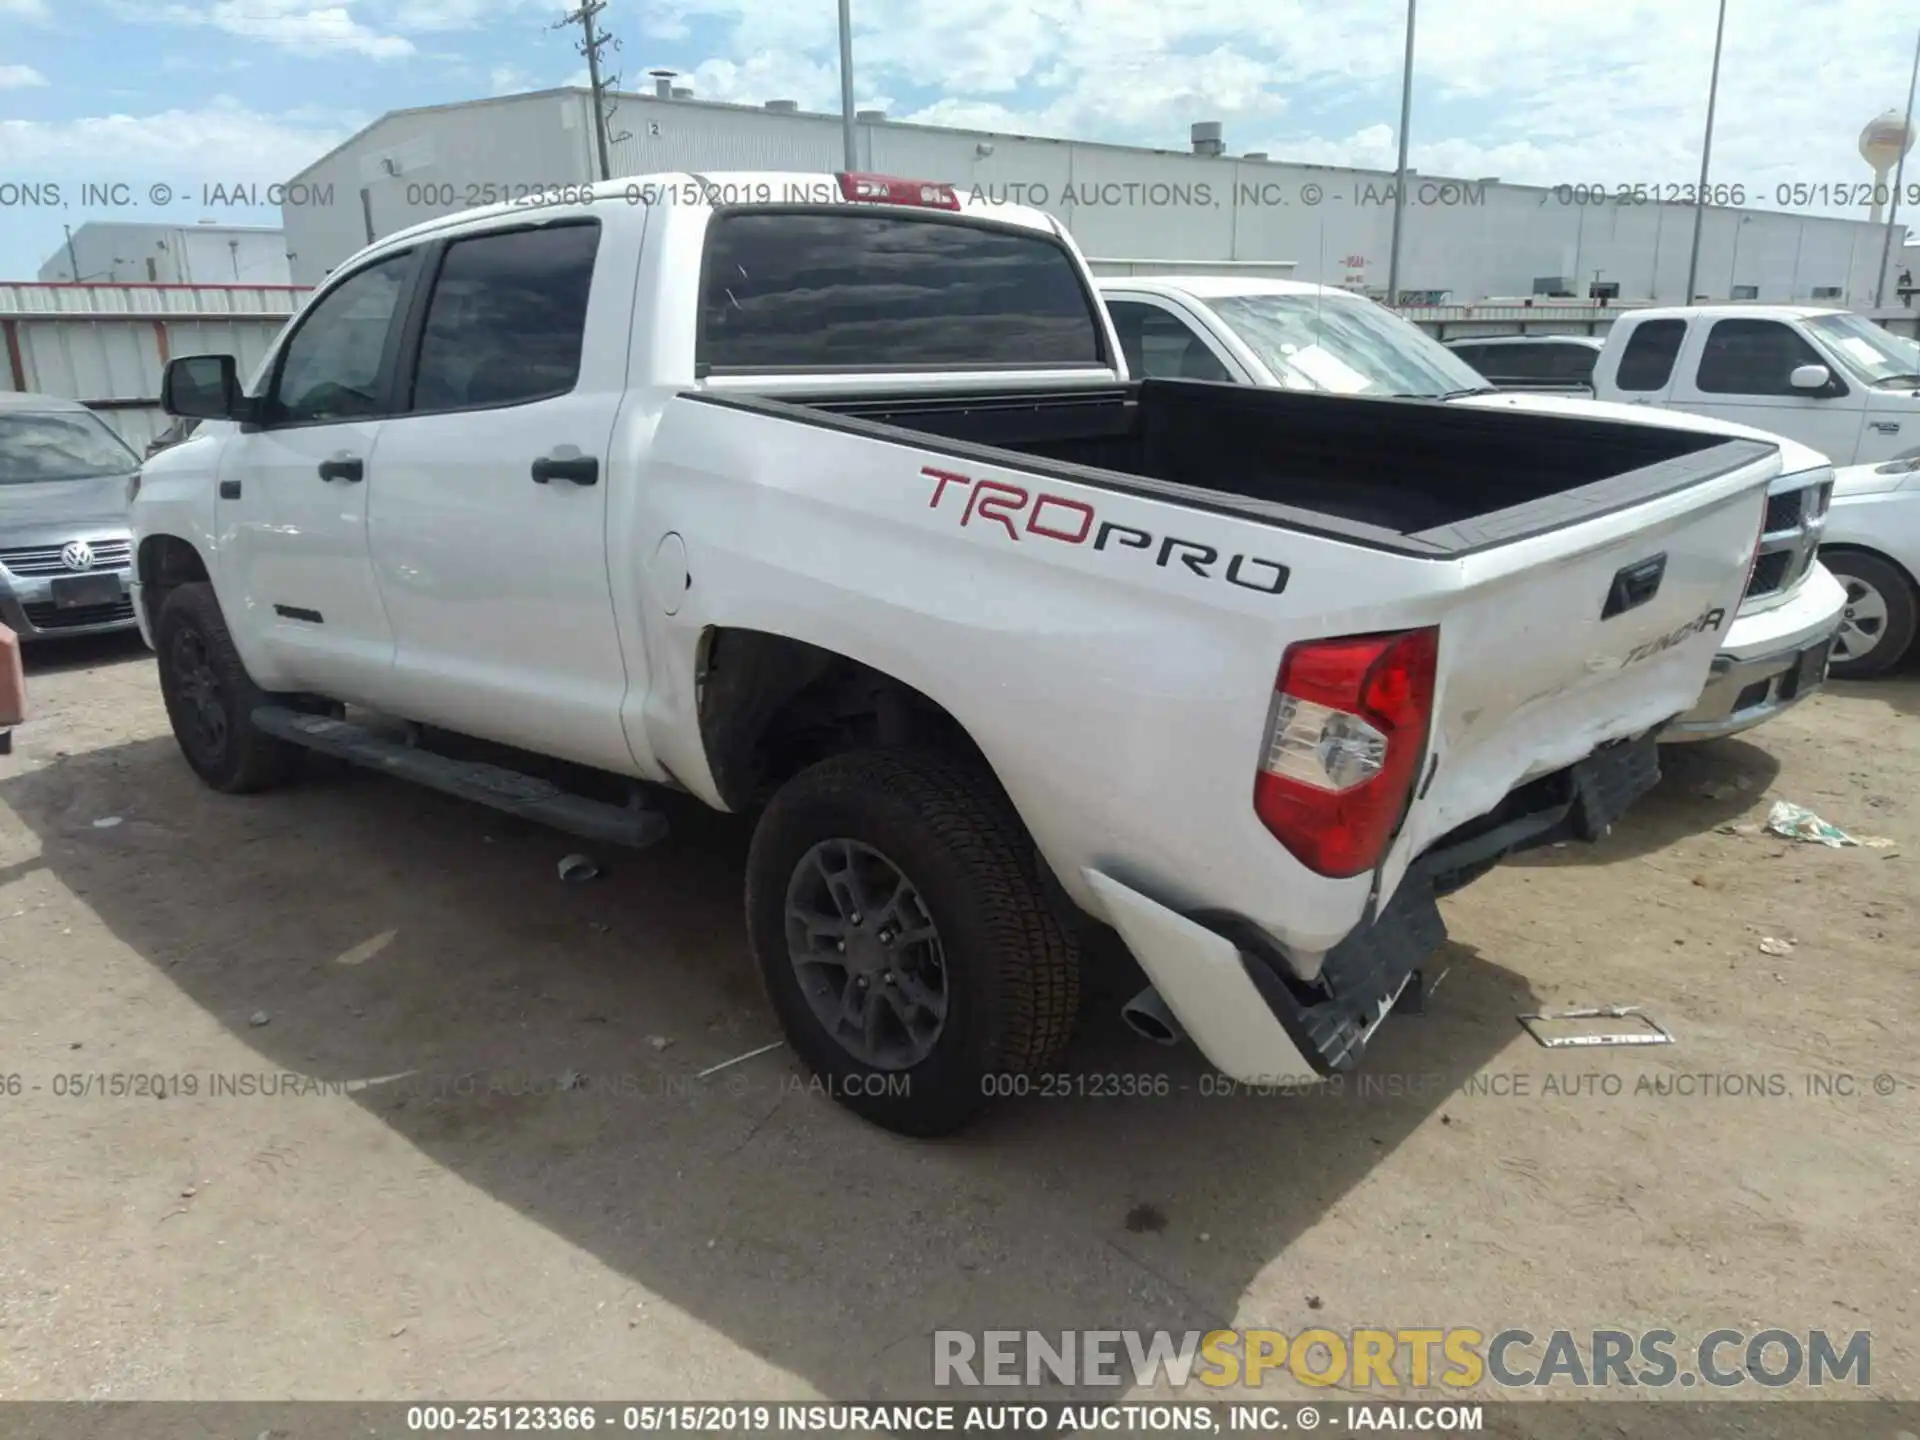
[0,0,49,18]
[679,52,843,109]
[0,63,48,88]
[0,98,352,179]
[211,1,413,57]
[112,0,413,58]
[641,0,1916,219]
[387,0,543,31]
[489,62,534,94]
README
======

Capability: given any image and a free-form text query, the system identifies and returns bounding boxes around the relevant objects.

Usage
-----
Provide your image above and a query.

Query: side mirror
[162,355,248,421]
[1788,363,1833,393]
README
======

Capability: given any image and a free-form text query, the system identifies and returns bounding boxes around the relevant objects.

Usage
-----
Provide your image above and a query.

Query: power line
[551,0,625,180]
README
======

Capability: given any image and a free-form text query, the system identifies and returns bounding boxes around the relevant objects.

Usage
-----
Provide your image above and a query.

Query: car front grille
[22,597,136,630]
[1748,550,1792,595]
[0,539,134,577]
[1743,474,1830,603]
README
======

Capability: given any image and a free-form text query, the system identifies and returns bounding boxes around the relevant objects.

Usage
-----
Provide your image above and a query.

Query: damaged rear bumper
[1088,731,1664,1083]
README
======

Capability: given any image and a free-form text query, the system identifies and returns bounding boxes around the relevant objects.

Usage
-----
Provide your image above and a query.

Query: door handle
[1602,553,1667,619]
[318,456,364,483]
[531,455,599,486]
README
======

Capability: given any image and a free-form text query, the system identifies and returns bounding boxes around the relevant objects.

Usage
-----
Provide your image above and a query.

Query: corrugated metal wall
[0,283,308,449]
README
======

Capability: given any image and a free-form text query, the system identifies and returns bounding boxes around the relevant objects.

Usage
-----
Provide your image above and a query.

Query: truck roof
[1443,334,1607,350]
[1097,275,1340,301]
[1623,304,1849,323]
[365,171,1063,257]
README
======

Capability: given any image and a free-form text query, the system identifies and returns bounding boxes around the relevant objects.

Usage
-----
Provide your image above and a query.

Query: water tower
[1861,109,1916,223]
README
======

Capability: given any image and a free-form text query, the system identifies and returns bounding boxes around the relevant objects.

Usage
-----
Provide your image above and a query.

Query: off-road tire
[155,582,299,793]
[745,749,1081,1136]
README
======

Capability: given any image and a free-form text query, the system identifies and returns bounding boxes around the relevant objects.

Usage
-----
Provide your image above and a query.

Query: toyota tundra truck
[131,173,1784,1135]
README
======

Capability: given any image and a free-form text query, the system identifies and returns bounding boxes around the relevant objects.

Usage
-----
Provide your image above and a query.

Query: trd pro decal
[921,465,1290,595]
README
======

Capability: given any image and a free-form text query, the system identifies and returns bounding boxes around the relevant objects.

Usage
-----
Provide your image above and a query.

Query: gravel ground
[1,632,1915,1415]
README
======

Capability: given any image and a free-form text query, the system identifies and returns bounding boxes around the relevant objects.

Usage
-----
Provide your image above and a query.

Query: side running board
[251,706,669,850]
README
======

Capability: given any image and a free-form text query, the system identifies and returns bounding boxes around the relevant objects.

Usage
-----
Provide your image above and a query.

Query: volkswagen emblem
[60,541,96,572]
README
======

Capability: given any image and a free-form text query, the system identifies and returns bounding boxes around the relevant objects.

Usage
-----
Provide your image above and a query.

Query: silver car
[0,393,142,640]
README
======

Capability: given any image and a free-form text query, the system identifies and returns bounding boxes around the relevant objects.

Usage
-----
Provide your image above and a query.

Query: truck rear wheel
[1823,548,1917,680]
[745,749,1081,1136]
[155,582,299,794]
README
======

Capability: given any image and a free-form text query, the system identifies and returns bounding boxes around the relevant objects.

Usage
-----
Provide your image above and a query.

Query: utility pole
[554,1,622,181]
[837,0,858,171]
[1874,26,1920,308]
[1684,0,1730,303]
[1385,0,1416,308]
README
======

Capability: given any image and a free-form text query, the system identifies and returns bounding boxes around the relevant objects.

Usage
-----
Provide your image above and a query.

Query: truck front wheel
[1822,548,1917,680]
[155,582,298,794]
[745,749,1081,1136]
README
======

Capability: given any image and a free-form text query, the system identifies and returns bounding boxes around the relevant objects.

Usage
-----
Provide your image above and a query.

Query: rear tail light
[1253,627,1439,878]
[837,172,961,210]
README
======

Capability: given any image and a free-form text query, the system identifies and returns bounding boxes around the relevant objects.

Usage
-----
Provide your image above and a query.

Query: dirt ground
[1,632,1916,1412]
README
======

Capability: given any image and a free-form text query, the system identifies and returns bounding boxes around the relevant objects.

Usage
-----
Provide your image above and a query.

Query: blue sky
[2,0,1916,279]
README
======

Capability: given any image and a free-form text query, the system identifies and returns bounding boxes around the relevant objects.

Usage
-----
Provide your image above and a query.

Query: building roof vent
[670,86,694,100]
[1191,120,1224,156]
[648,68,675,99]
[1243,150,1269,161]
[856,108,887,122]
[765,99,799,112]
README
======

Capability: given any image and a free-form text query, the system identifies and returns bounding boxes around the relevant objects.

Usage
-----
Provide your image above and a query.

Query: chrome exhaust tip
[1121,986,1184,1046]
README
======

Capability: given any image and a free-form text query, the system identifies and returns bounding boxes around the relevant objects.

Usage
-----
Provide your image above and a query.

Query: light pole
[1385,0,1417,307]
[1874,27,1920,308]
[1684,0,1730,303]
[837,0,858,172]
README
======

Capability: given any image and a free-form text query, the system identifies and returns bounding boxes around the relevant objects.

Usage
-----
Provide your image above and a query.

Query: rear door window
[698,211,1106,373]
[1479,345,1557,380]
[1545,344,1600,382]
[1614,319,1687,392]
[409,221,600,412]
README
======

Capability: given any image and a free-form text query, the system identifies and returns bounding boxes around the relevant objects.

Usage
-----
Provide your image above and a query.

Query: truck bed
[702,378,1773,557]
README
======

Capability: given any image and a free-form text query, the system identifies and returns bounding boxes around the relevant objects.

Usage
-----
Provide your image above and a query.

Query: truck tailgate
[1377,443,1778,902]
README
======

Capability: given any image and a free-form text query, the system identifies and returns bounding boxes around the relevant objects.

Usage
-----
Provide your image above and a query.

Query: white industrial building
[282,87,1909,307]
[38,222,293,287]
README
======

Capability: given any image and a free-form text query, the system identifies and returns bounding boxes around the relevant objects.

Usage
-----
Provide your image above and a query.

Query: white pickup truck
[1585,305,1920,469]
[1099,277,1845,736]
[1580,305,1920,677]
[133,173,1784,1135]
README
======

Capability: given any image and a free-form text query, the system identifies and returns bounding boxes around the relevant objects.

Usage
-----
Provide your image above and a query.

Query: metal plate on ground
[1518,1005,1674,1049]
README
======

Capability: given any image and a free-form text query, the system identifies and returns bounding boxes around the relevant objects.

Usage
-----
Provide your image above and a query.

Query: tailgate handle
[1602,554,1667,619]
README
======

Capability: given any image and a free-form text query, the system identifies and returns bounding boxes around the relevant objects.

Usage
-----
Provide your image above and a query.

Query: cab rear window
[697,211,1106,374]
